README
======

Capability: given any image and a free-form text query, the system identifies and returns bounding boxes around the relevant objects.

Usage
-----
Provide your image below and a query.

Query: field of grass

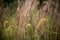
[0,0,60,40]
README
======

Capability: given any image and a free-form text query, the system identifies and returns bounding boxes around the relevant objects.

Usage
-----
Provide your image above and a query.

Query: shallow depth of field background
[0,0,60,40]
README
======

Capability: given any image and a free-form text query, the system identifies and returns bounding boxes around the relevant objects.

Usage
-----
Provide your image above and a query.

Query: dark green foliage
[0,0,17,40]
[1,0,17,7]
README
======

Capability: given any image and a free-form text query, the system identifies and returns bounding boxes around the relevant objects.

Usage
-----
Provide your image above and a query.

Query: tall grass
[1,0,60,40]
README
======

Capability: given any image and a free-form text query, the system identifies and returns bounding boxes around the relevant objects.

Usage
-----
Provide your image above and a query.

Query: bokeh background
[0,0,60,40]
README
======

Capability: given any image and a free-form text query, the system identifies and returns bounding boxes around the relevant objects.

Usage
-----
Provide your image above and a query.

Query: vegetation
[0,0,60,40]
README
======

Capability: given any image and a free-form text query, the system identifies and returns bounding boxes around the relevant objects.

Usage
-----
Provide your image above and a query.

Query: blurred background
[0,0,60,40]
